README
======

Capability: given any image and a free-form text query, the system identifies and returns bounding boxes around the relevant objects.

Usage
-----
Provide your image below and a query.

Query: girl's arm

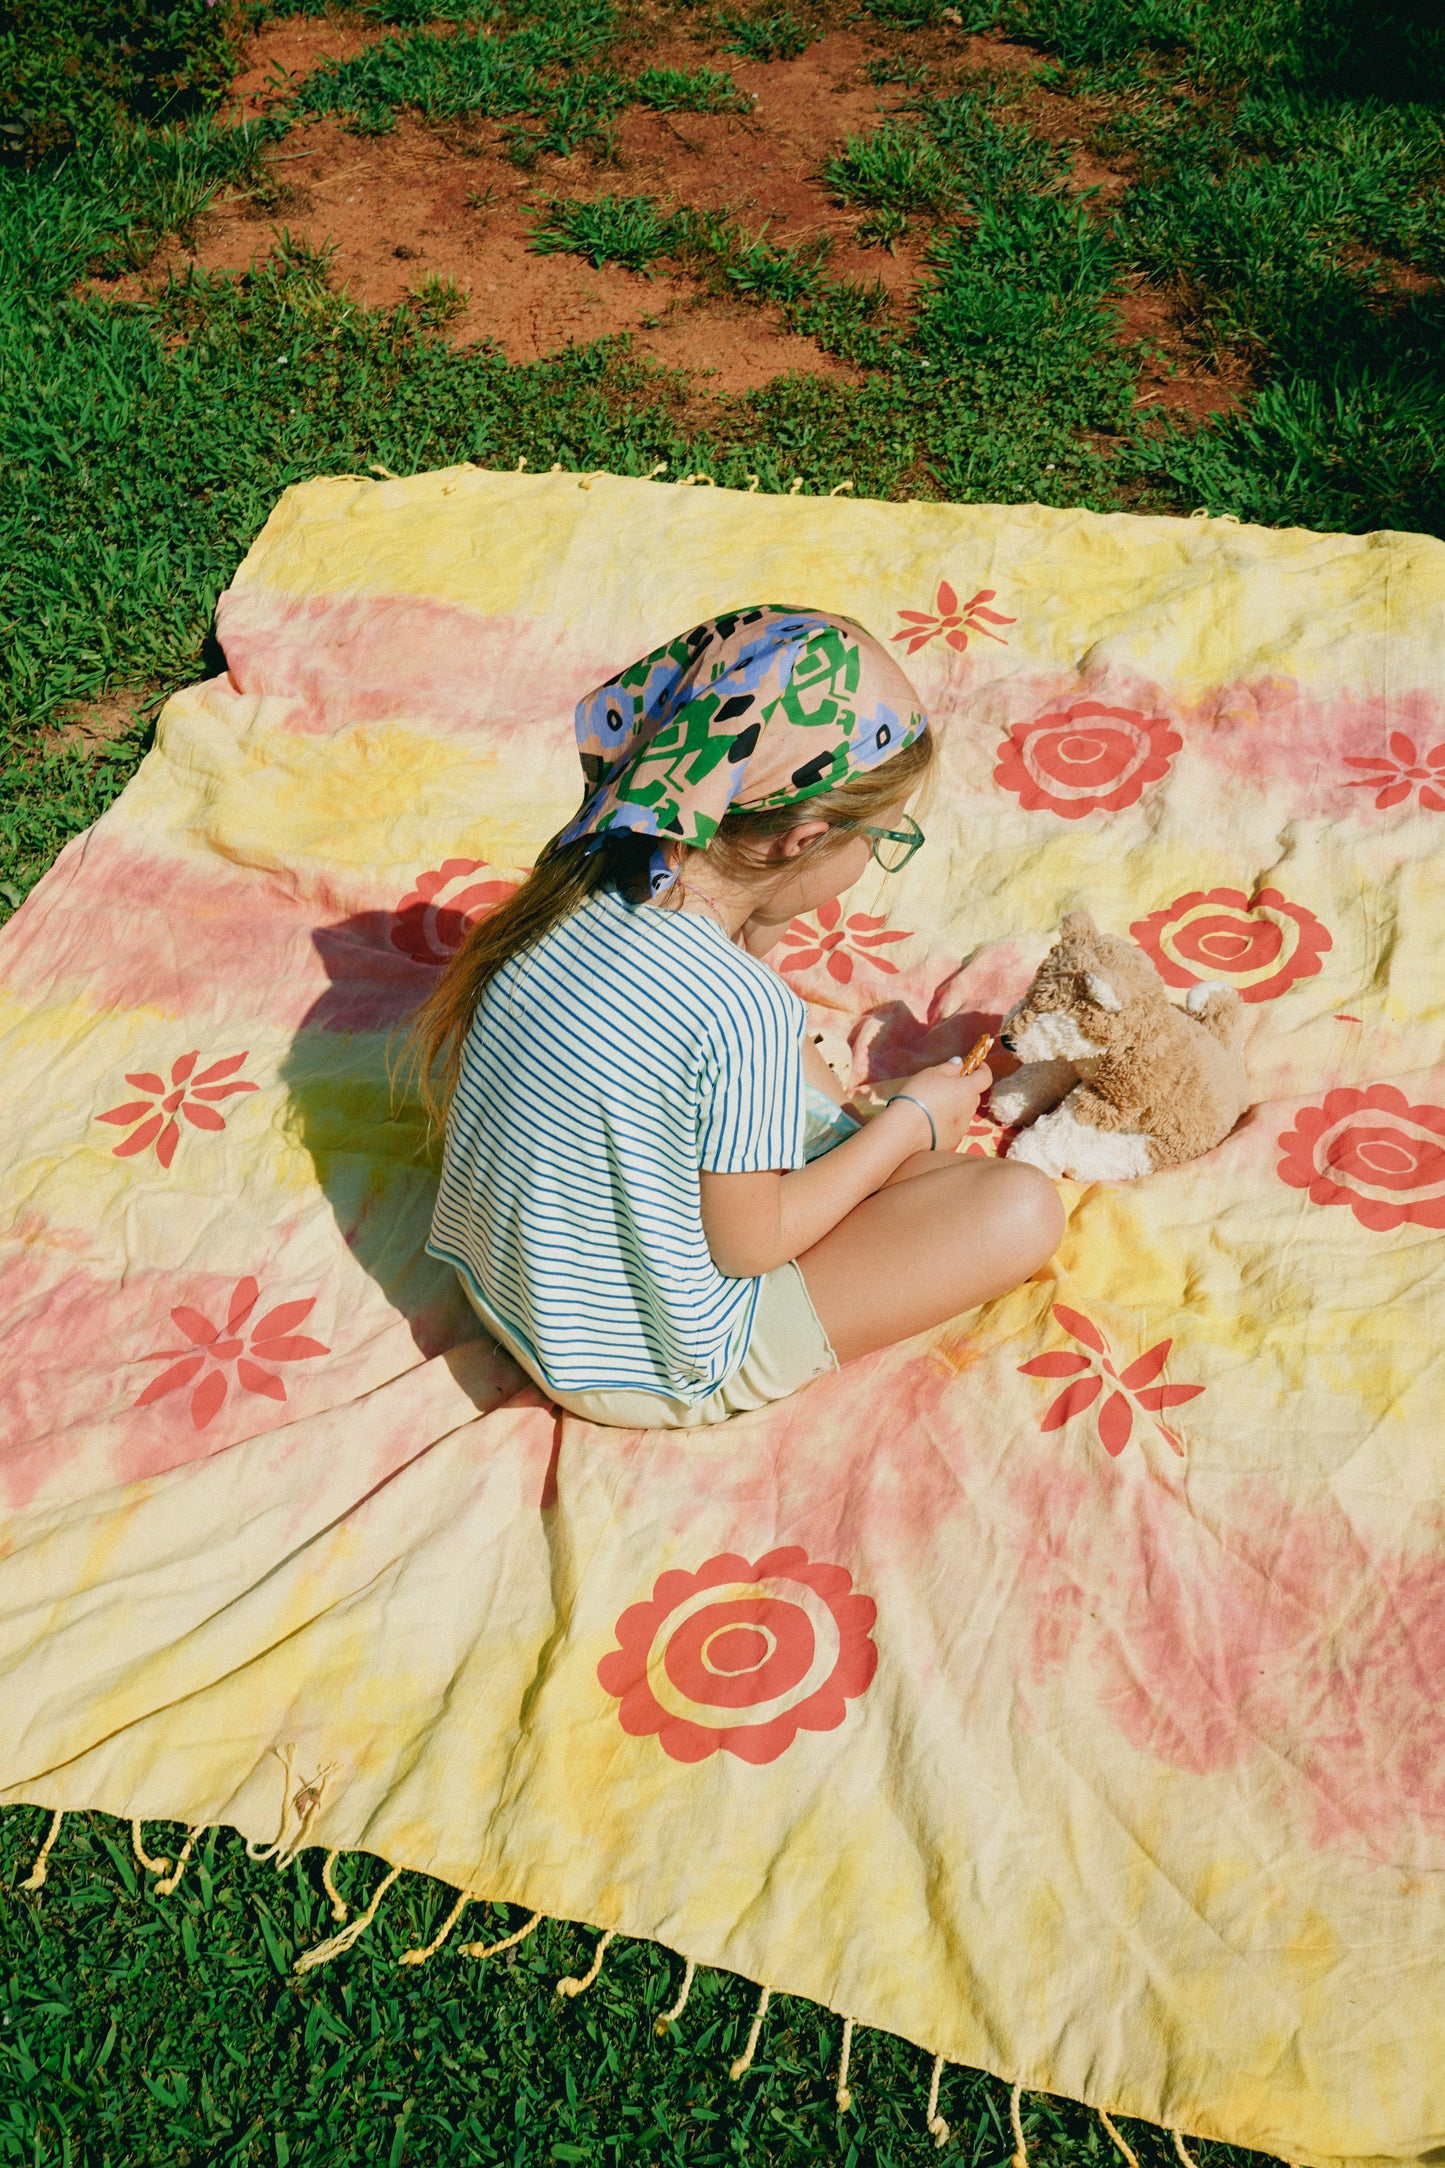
[700,1059,991,1279]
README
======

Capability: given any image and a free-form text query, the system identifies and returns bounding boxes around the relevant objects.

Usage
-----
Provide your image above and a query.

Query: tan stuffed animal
[989,910,1249,1181]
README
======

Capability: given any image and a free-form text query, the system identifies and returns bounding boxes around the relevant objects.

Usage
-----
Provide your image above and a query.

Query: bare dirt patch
[43,690,152,753]
[227,14,395,121]
[123,7,1242,419]
[137,18,953,391]
[1117,283,1247,422]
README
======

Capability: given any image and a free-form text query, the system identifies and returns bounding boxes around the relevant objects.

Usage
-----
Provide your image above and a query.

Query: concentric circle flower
[1130,886,1332,1004]
[1277,1085,1445,1232]
[995,702,1181,820]
[390,860,520,966]
[597,1546,877,1764]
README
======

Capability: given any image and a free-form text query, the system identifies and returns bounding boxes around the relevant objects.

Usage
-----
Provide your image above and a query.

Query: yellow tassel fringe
[655,1956,696,2036]
[18,1809,64,1891]
[1101,2110,1141,2168]
[293,1865,402,1975]
[835,2016,855,2112]
[925,2054,950,2147]
[556,1928,613,1999]
[729,1985,771,2080]
[459,1909,543,1962]
[399,1890,472,1967]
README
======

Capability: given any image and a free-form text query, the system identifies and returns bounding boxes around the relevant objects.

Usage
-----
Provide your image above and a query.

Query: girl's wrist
[883,1092,936,1154]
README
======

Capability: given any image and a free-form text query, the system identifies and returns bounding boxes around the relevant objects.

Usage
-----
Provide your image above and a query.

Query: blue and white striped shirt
[427,885,806,1403]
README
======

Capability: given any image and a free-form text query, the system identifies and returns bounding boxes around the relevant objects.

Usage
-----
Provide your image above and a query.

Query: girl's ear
[771,820,832,861]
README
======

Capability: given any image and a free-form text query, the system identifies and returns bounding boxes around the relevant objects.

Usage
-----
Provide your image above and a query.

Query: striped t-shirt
[427,884,806,1404]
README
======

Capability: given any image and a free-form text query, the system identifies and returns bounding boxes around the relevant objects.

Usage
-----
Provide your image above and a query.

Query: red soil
[125,9,1237,415]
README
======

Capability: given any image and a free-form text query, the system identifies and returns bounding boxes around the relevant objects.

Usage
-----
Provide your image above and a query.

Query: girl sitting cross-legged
[411,607,1064,1430]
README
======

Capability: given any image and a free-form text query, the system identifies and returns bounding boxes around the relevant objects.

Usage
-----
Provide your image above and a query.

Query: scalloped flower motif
[892,580,1016,657]
[597,1546,877,1764]
[1129,886,1332,1005]
[1018,1303,1204,1458]
[995,702,1181,820]
[96,1051,258,1169]
[390,859,521,966]
[1277,1084,1445,1232]
[775,899,911,985]
[1343,732,1445,813]
[134,1277,330,1431]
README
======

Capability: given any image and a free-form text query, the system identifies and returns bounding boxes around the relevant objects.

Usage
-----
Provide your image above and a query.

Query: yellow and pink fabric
[3,467,1444,2165]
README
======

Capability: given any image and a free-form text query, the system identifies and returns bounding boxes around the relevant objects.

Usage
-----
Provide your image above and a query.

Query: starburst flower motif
[775,900,911,985]
[96,1051,258,1169]
[1018,1303,1204,1457]
[892,580,1016,657]
[1343,732,1445,812]
[134,1276,330,1431]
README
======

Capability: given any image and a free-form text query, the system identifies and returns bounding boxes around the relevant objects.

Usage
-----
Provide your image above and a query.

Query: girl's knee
[1000,1158,1066,1260]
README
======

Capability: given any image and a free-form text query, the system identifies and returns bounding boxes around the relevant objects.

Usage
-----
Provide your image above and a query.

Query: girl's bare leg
[796,1152,1064,1363]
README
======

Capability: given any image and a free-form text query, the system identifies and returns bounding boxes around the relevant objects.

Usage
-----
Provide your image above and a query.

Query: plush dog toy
[988,911,1249,1181]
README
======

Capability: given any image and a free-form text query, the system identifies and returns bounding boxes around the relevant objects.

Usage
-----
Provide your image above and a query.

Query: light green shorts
[458,1261,837,1430]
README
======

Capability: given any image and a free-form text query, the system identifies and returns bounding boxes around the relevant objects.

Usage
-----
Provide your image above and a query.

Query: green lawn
[2,0,1441,2157]
[1,1808,1264,2167]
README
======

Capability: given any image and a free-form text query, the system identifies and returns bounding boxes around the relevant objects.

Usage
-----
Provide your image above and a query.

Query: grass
[0,1809,1275,2168]
[0,0,1442,2149]
[716,9,818,62]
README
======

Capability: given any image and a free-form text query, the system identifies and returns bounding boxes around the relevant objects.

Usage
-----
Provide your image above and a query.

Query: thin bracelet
[888,1092,937,1151]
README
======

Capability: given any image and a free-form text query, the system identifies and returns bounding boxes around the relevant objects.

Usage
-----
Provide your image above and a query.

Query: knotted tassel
[156,1827,207,1898]
[293,1865,401,1975]
[1011,2083,1029,2168]
[131,1821,171,1877]
[1101,2111,1141,2168]
[459,1909,542,1962]
[729,1985,771,2081]
[835,2017,855,2112]
[18,1810,64,1891]
[655,1957,696,2036]
[925,2055,950,2148]
[399,1891,472,1968]
[556,1929,613,1998]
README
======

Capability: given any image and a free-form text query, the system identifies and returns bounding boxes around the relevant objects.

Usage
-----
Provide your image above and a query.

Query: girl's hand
[883,1057,994,1154]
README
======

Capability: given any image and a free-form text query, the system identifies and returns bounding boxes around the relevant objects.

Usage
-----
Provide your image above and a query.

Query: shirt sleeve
[697,965,805,1174]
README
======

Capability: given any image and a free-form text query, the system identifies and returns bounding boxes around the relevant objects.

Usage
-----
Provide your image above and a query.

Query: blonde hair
[404,728,934,1131]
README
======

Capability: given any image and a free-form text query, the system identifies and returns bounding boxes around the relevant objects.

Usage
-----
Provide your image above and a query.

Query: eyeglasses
[854,813,925,873]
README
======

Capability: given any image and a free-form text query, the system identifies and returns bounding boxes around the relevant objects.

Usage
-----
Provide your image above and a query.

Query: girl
[413,607,1063,1429]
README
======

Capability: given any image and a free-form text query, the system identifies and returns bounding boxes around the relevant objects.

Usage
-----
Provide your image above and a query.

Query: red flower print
[1343,732,1445,813]
[775,900,911,985]
[134,1277,330,1430]
[892,580,1015,658]
[1018,1304,1204,1458]
[390,859,521,967]
[1277,1085,1445,1232]
[994,702,1181,820]
[1130,886,1332,1005]
[96,1051,258,1170]
[597,1546,877,1765]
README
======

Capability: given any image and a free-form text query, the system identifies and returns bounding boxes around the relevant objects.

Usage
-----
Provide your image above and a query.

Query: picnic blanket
[3,466,1444,2165]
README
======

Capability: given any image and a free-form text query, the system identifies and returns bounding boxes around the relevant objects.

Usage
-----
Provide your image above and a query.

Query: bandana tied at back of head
[560,607,928,894]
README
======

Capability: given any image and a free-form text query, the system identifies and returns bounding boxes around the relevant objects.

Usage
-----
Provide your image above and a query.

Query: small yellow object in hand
[959,1032,994,1076]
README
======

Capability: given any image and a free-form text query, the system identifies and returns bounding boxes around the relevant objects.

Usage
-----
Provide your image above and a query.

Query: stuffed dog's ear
[1084,971,1122,1012]
[1060,910,1098,947]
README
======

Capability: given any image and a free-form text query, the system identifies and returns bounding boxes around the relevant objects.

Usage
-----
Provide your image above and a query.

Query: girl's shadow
[277,910,489,1373]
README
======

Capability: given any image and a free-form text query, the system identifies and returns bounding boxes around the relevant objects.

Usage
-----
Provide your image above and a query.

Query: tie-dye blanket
[4,469,1443,2166]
